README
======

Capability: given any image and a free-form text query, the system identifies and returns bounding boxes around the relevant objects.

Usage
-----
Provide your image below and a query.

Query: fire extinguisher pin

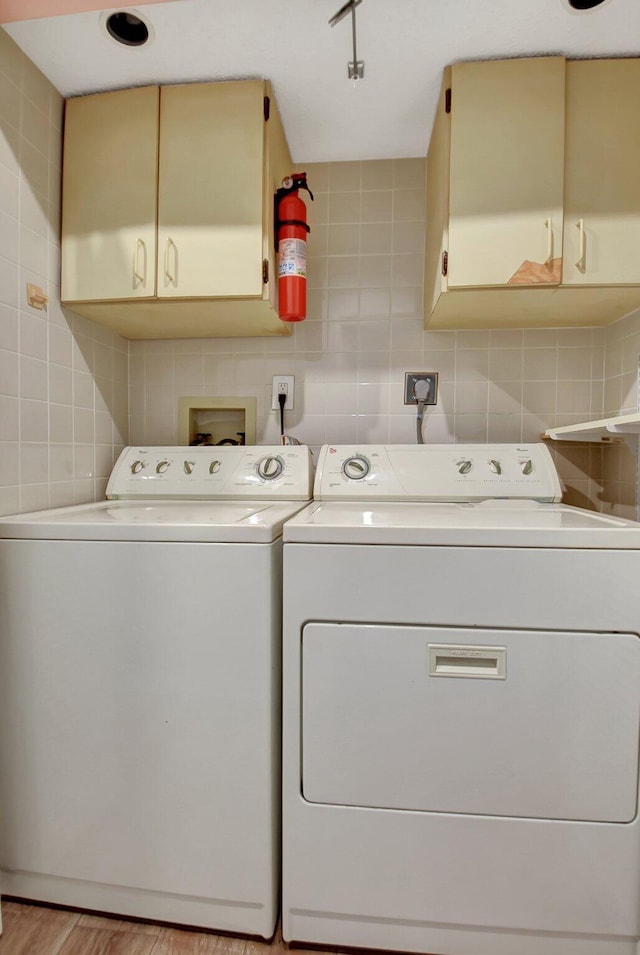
[274,173,314,252]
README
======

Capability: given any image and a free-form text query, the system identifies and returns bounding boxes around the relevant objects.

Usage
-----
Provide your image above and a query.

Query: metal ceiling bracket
[330,0,365,81]
[328,0,362,28]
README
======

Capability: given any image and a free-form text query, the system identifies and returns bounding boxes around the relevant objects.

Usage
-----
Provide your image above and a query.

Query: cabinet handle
[133,238,147,287]
[576,219,586,273]
[164,237,178,287]
[544,218,553,265]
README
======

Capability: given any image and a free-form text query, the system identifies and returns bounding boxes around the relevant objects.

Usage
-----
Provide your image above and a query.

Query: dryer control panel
[107,446,314,500]
[314,444,562,502]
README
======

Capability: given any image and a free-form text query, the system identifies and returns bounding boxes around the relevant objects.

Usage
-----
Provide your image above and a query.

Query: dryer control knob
[489,459,502,474]
[156,461,170,474]
[184,460,195,475]
[209,460,222,475]
[522,459,534,475]
[458,460,473,474]
[343,455,370,480]
[131,460,144,474]
[257,456,283,480]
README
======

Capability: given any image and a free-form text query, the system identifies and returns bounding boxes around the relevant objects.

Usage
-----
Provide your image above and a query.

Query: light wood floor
[0,902,340,955]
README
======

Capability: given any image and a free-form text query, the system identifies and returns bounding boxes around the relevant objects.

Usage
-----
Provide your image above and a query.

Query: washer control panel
[314,444,562,502]
[107,446,313,500]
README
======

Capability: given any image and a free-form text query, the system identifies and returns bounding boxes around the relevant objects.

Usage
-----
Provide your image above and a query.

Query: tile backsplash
[129,158,637,517]
[0,29,128,516]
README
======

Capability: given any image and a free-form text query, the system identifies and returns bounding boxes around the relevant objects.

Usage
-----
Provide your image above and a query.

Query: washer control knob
[522,459,534,475]
[131,460,144,474]
[489,459,502,475]
[458,460,473,474]
[257,456,283,481]
[209,460,222,475]
[184,460,195,475]
[343,455,370,480]
[156,461,170,474]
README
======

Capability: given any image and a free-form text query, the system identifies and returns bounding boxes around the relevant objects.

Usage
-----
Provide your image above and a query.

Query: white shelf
[544,412,640,444]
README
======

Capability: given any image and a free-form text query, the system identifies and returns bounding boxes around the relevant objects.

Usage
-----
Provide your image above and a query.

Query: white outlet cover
[271,375,295,411]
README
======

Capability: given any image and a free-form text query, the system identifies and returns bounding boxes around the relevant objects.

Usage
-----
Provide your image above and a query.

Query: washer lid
[0,499,309,542]
[283,500,640,547]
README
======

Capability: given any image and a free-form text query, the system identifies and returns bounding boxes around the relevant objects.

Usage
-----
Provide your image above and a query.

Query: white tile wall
[0,29,128,516]
[1,34,637,518]
[128,157,628,512]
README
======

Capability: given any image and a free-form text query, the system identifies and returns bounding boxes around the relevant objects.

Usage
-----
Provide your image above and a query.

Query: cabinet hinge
[442,250,448,276]
[264,96,270,121]
[445,88,451,114]
[262,259,269,284]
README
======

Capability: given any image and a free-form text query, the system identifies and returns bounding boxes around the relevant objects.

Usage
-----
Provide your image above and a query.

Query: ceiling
[4,0,640,162]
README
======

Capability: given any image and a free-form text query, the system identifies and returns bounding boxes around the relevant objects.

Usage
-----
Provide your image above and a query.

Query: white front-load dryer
[0,445,313,937]
[281,444,640,955]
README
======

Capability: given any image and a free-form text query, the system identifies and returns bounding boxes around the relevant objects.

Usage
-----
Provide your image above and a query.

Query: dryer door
[301,623,640,822]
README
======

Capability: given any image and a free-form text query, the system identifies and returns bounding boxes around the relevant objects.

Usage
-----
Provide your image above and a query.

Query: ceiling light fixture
[329,0,364,80]
[567,0,607,8]
[105,10,150,46]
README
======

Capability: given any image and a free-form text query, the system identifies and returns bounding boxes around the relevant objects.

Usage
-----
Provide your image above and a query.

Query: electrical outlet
[271,375,295,411]
[404,372,438,406]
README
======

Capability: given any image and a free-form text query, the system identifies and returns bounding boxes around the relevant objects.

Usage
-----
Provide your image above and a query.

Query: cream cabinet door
[563,59,640,286]
[157,81,265,300]
[61,86,159,302]
[447,57,565,289]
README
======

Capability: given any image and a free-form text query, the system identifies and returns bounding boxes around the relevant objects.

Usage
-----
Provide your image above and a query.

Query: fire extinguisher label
[278,238,307,278]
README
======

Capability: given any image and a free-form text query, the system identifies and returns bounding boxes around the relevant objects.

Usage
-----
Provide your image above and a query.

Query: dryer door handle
[428,644,506,679]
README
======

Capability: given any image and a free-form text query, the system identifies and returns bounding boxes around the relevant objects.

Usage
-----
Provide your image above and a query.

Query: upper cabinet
[61,80,293,339]
[62,85,159,304]
[563,59,640,287]
[425,56,640,329]
[447,57,565,291]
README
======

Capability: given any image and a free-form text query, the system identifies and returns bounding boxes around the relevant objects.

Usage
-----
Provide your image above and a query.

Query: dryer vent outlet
[404,372,438,406]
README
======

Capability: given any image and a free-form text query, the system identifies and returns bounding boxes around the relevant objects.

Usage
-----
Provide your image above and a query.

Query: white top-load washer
[281,443,640,955]
[0,445,313,938]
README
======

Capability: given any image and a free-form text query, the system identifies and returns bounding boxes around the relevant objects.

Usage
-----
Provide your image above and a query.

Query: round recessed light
[105,10,150,46]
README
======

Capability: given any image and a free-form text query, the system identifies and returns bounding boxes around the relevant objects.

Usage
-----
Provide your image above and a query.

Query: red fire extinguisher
[275,173,314,322]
